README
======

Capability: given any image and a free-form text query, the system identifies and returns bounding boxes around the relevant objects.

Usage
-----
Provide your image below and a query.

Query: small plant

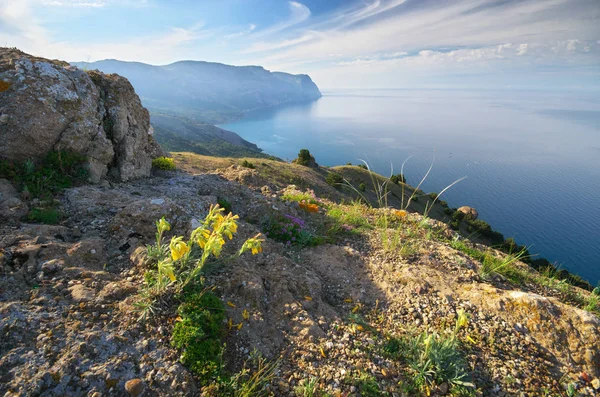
[241,159,255,169]
[224,352,278,397]
[294,377,320,397]
[27,208,62,224]
[135,205,264,320]
[358,182,366,192]
[152,156,176,171]
[354,374,385,397]
[171,288,225,386]
[264,214,316,247]
[282,187,318,205]
[325,172,344,187]
[384,313,475,395]
[217,198,232,214]
[390,173,406,184]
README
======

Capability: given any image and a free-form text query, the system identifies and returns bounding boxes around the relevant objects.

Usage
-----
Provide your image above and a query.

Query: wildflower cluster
[136,205,263,320]
[263,213,317,247]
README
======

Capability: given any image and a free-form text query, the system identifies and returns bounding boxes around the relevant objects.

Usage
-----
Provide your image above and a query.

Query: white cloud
[42,1,106,7]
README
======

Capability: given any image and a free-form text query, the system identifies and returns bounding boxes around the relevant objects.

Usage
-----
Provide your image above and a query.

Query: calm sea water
[220,89,600,285]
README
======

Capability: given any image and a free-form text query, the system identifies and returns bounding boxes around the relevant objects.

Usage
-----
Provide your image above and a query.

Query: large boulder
[0,48,163,183]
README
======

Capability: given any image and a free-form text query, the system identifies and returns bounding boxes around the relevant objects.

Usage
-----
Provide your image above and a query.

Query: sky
[1,0,599,89]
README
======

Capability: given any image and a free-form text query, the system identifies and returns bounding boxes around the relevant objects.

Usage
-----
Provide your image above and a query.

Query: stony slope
[1,158,598,397]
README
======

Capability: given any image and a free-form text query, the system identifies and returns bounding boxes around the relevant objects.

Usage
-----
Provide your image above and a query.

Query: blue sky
[1,0,599,89]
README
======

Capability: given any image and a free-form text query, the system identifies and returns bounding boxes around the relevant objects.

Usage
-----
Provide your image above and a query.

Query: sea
[220,89,600,285]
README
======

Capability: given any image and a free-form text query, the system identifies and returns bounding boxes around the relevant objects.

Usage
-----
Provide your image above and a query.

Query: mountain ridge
[71,58,322,124]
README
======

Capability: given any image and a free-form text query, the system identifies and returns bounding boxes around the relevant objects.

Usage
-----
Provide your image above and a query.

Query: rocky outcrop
[457,205,478,220]
[0,48,163,183]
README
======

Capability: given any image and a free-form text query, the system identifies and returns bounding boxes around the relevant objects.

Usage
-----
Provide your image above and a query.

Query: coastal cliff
[71,59,322,124]
[0,50,599,397]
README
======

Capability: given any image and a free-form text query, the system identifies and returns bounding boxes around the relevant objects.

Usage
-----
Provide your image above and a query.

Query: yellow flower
[169,236,190,261]
[192,228,211,249]
[156,217,171,233]
[456,309,469,331]
[240,234,264,256]
[158,260,176,282]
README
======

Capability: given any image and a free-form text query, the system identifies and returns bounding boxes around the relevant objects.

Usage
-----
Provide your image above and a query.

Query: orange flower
[394,210,407,218]
[299,202,319,213]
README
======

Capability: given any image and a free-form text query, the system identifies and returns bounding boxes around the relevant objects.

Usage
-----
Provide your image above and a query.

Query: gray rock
[69,284,95,302]
[0,48,163,183]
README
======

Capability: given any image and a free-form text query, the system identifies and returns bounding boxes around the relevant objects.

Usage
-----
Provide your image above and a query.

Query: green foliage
[428,192,439,201]
[241,159,255,169]
[357,164,368,170]
[152,156,176,170]
[354,374,385,397]
[281,189,318,205]
[171,289,225,386]
[390,173,406,184]
[325,172,344,187]
[294,377,320,397]
[217,198,232,214]
[358,182,366,192]
[222,352,278,397]
[295,149,314,166]
[135,207,263,320]
[264,214,317,247]
[0,150,88,200]
[383,313,474,396]
[153,125,269,158]
[466,219,504,244]
[27,208,62,225]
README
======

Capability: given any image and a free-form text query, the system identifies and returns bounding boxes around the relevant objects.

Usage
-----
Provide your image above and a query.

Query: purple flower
[284,214,305,228]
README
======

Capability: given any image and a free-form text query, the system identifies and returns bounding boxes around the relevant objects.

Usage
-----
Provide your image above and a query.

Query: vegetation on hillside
[0,150,88,224]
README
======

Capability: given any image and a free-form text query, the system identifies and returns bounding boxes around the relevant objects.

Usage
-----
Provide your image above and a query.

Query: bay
[220,89,600,285]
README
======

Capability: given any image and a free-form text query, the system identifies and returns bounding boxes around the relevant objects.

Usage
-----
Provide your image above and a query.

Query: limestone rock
[457,205,478,220]
[0,178,28,220]
[0,48,163,183]
[125,378,145,396]
[68,284,94,302]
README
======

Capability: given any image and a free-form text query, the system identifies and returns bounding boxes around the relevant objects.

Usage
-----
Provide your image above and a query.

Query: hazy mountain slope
[150,114,268,158]
[71,59,322,124]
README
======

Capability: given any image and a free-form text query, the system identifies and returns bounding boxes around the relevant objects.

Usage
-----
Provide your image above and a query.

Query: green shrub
[354,374,385,397]
[357,164,368,170]
[444,207,454,216]
[171,289,225,386]
[217,198,232,214]
[0,150,88,200]
[152,156,176,171]
[326,172,344,187]
[358,182,366,192]
[264,214,316,247]
[428,192,438,201]
[241,159,255,169]
[27,208,62,225]
[295,149,314,166]
[390,174,406,184]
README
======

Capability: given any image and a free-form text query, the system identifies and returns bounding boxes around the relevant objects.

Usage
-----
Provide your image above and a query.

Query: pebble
[124,378,145,396]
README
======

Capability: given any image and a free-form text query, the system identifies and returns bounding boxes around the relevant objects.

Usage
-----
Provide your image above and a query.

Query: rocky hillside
[0,48,163,183]
[71,59,322,124]
[150,114,267,158]
[1,151,599,396]
[1,49,599,397]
